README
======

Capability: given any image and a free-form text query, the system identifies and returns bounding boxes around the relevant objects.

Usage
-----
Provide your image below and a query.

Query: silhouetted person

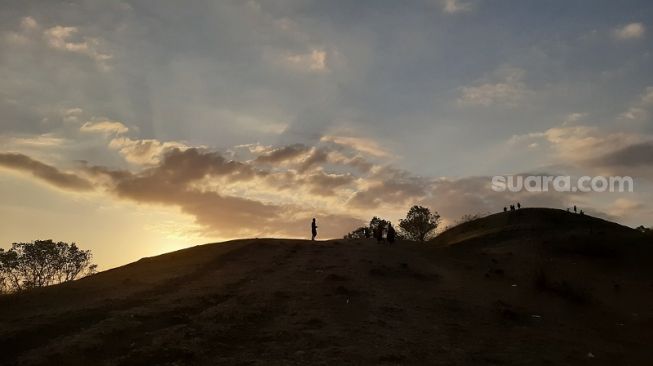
[375,222,385,243]
[311,218,318,241]
[364,227,371,239]
[503,206,507,212]
[573,205,577,213]
[387,222,396,243]
[517,202,521,209]
[510,205,515,211]
[580,210,584,216]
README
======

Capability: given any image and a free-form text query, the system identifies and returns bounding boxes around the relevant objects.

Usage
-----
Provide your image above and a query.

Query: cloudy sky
[1,0,652,268]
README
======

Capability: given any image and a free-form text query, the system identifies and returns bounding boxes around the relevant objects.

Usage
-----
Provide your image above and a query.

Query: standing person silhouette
[311,218,318,241]
[387,222,396,244]
[573,205,577,213]
[375,222,386,243]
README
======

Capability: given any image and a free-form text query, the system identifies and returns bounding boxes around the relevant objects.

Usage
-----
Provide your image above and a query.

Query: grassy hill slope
[1,209,652,365]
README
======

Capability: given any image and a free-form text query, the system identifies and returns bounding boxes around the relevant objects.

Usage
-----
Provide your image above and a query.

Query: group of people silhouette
[567,205,584,215]
[503,202,522,212]
[372,221,396,243]
[358,221,397,243]
[311,218,396,243]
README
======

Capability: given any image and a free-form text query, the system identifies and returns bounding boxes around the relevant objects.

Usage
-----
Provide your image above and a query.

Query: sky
[1,0,652,269]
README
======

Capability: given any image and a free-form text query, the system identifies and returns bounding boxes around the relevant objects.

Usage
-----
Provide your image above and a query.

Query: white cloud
[511,123,647,168]
[80,120,129,135]
[20,17,39,31]
[62,108,83,124]
[4,134,65,148]
[108,137,189,165]
[4,16,40,45]
[43,25,113,69]
[458,67,532,107]
[4,18,112,69]
[286,48,328,72]
[562,112,588,126]
[613,22,645,40]
[320,135,391,158]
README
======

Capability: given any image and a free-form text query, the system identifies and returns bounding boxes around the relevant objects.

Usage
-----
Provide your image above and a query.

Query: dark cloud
[595,142,653,168]
[298,148,329,172]
[0,146,625,239]
[255,144,311,164]
[347,167,430,209]
[83,147,364,237]
[304,171,354,196]
[0,152,93,191]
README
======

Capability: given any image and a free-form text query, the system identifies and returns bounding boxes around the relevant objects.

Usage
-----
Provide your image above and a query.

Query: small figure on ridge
[387,222,396,244]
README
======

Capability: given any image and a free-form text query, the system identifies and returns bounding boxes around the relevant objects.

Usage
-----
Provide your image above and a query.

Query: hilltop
[0,208,651,365]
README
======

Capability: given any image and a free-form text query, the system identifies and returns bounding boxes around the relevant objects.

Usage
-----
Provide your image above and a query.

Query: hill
[0,208,652,365]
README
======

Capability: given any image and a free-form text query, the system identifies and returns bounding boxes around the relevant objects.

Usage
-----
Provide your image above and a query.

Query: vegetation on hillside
[0,240,96,293]
[345,205,440,242]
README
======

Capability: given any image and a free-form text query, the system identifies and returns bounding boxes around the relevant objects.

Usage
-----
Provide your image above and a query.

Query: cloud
[285,48,328,72]
[607,198,646,219]
[43,25,112,69]
[85,148,363,237]
[80,120,129,135]
[20,16,39,31]
[108,137,190,165]
[4,17,40,45]
[618,86,653,123]
[594,141,653,168]
[562,112,588,126]
[458,67,532,107]
[0,152,93,191]
[3,134,66,148]
[62,108,84,124]
[613,22,645,40]
[320,135,391,158]
[347,166,431,210]
[254,144,311,164]
[4,18,112,69]
[441,0,473,14]
[509,120,653,178]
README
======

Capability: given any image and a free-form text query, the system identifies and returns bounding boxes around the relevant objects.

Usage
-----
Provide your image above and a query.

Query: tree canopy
[0,240,96,293]
[399,205,441,242]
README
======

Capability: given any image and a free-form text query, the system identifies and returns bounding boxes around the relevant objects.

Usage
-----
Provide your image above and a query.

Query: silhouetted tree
[0,240,96,292]
[399,205,441,242]
[369,216,389,235]
[344,226,368,240]
[344,216,390,240]
[0,265,6,294]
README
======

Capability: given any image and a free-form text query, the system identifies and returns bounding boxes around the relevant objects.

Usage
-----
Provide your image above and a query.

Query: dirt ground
[1,208,652,365]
